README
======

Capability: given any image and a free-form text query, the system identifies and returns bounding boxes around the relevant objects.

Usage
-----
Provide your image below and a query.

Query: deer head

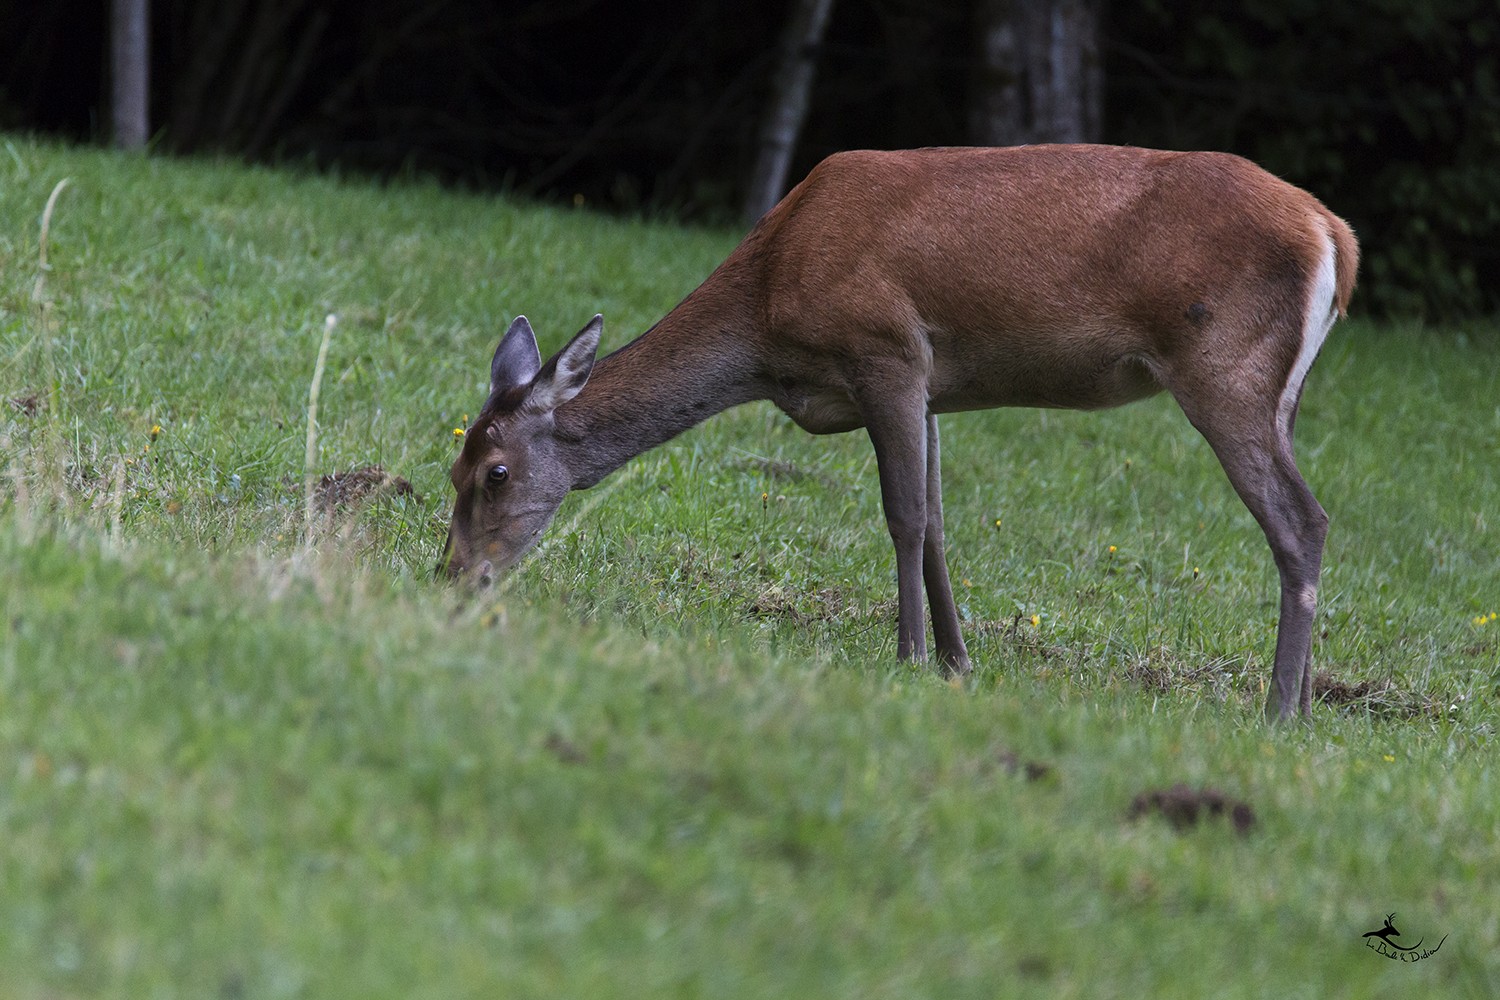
[440,315,601,586]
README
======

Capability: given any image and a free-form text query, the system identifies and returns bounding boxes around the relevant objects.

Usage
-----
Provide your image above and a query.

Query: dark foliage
[1110,0,1500,317]
[2,0,1496,317]
[1,0,971,216]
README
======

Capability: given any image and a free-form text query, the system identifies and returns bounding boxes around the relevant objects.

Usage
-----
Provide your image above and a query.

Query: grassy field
[2,136,1497,998]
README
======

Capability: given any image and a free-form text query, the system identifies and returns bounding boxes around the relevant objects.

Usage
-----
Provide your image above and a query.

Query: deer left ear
[525,315,602,413]
[491,315,542,396]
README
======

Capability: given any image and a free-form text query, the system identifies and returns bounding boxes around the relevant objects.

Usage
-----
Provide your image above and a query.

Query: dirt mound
[1312,671,1440,719]
[314,465,419,513]
[1128,783,1256,834]
[9,393,41,416]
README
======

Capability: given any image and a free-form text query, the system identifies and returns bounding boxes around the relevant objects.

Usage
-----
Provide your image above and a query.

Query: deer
[440,144,1358,721]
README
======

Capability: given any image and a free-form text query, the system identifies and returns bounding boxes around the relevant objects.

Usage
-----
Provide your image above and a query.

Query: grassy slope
[2,137,1497,998]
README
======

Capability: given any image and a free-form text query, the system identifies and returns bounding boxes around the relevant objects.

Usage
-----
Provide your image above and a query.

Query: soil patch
[1128,783,1256,834]
[8,393,41,417]
[314,465,419,513]
[1312,671,1440,720]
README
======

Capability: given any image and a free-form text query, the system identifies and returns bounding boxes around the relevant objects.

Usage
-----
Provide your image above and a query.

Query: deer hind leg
[1168,357,1329,721]
[862,389,932,664]
[1240,442,1326,721]
[922,413,971,674]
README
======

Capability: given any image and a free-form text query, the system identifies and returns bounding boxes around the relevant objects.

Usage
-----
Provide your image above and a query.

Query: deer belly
[931,350,1163,413]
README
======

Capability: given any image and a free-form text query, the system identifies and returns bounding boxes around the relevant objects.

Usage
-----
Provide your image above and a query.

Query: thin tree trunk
[110,0,150,149]
[246,8,331,157]
[969,0,1023,145]
[743,0,837,225]
[167,0,251,151]
[1027,0,1102,143]
[970,0,1102,146]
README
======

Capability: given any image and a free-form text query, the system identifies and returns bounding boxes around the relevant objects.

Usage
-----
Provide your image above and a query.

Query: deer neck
[555,277,766,489]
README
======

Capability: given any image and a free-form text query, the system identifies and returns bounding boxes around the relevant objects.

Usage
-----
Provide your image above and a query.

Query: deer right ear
[490,315,542,395]
[524,315,602,414]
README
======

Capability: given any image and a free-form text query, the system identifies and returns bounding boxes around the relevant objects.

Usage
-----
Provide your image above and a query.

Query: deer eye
[487,464,509,486]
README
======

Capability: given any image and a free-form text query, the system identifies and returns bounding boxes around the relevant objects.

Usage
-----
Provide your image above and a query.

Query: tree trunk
[969,0,1024,146]
[110,0,150,149]
[970,0,1102,146]
[165,0,324,154]
[743,0,837,225]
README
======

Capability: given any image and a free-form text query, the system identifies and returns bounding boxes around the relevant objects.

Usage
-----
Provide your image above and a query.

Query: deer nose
[474,560,495,589]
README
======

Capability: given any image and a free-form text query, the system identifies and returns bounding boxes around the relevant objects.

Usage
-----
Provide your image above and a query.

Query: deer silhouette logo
[1362,913,1447,962]
[1362,914,1422,951]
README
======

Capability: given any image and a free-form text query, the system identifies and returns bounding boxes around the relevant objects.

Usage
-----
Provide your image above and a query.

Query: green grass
[2,136,1498,998]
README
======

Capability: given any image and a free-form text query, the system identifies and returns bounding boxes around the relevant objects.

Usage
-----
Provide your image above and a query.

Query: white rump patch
[1278,226,1339,440]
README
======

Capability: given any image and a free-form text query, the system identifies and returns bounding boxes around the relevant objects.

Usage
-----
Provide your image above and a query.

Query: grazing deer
[441,145,1357,721]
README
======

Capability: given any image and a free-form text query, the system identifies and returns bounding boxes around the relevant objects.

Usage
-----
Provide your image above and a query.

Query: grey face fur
[440,315,601,586]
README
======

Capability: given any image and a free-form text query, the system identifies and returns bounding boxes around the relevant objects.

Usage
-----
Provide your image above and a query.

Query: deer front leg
[922,413,971,675]
[862,392,931,664]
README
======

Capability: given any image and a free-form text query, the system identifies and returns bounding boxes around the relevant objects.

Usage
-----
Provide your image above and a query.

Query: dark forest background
[2,0,1497,319]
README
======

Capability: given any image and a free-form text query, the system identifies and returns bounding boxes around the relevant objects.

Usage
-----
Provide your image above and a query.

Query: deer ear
[525,315,602,413]
[490,316,542,395]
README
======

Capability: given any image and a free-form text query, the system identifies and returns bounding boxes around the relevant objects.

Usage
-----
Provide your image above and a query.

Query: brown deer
[441,145,1357,721]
